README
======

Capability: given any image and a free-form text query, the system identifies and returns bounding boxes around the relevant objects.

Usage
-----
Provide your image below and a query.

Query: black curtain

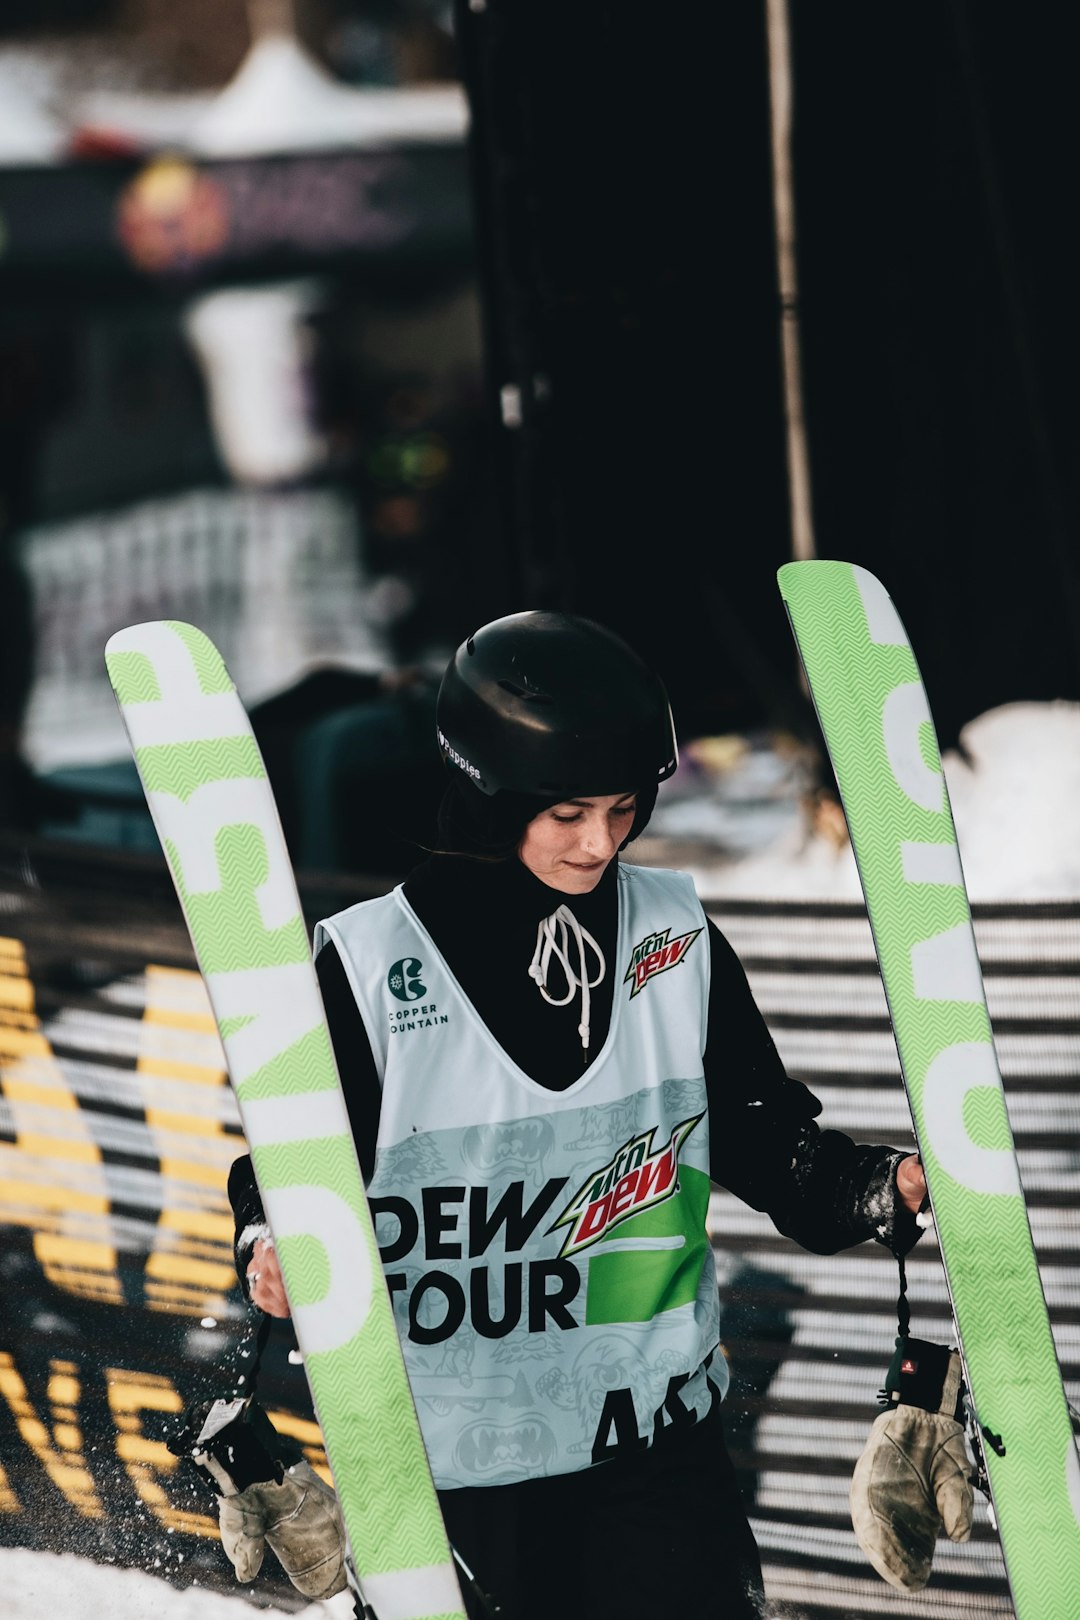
[455,0,1080,748]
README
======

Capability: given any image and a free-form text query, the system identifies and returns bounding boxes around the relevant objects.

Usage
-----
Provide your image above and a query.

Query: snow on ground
[650,703,1080,902]
[0,1547,357,1620]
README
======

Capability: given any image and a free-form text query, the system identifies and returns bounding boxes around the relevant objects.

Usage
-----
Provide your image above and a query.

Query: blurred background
[0,3,1078,1617]
[2,0,1078,876]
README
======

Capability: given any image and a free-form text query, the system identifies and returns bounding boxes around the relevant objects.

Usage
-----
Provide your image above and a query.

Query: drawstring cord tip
[529,905,606,1060]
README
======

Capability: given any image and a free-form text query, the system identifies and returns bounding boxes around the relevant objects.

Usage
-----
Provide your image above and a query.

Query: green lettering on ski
[104,620,479,1612]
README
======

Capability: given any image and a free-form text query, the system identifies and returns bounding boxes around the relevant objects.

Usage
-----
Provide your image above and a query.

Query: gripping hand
[170,1395,347,1601]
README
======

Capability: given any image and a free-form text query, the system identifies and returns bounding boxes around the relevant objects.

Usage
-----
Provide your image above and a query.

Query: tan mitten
[219,1459,347,1600]
[851,1339,973,1590]
[169,1395,347,1601]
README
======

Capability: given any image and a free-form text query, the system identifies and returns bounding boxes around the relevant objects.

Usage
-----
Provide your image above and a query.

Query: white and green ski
[779,560,1080,1618]
[105,620,466,1620]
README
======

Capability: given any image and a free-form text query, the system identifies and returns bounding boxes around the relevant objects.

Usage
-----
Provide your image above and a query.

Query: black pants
[439,1402,765,1620]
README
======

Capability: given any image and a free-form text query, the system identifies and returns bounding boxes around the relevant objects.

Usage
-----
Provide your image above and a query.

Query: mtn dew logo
[549,1114,703,1258]
[624,926,701,998]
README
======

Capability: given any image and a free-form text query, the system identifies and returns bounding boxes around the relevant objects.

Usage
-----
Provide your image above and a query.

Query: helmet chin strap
[528,905,607,1055]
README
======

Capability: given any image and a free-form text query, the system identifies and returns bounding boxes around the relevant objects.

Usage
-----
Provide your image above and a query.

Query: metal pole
[765,0,816,563]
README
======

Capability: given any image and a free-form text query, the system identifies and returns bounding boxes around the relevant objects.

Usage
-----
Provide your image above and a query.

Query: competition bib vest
[316,862,725,1490]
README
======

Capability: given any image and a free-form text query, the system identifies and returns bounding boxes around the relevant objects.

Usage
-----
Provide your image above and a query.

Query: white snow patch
[664,703,1080,902]
[940,702,1080,899]
[0,1548,356,1619]
[238,1222,273,1255]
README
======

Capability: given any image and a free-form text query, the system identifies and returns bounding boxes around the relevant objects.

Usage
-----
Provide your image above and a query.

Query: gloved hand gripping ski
[171,1396,503,1619]
[851,1338,974,1590]
[169,1396,347,1601]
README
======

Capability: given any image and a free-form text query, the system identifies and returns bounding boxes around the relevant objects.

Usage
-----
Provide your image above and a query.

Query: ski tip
[777,560,835,605]
[777,561,902,629]
[105,622,236,707]
[777,558,864,589]
[105,620,203,657]
[777,560,893,590]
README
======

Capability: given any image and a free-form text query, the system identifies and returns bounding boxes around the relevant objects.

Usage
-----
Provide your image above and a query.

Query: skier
[225,610,929,1619]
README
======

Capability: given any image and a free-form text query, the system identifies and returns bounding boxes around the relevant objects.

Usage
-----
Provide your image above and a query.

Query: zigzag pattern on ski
[104,646,162,706]
[183,907,312,978]
[782,561,1080,1619]
[165,620,234,695]
[230,1025,340,1113]
[309,1325,451,1574]
[136,736,265,802]
[182,881,311,977]
[107,619,467,1619]
[785,569,992,1042]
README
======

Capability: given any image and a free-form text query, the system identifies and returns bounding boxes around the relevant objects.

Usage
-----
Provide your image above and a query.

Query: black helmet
[436,611,678,799]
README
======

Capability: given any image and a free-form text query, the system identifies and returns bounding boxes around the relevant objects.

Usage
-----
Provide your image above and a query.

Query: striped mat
[710,897,1080,1618]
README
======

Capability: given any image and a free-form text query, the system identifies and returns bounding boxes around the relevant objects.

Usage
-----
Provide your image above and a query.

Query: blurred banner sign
[0,147,471,282]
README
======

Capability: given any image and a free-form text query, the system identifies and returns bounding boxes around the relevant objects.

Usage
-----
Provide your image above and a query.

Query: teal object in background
[779,560,1080,1618]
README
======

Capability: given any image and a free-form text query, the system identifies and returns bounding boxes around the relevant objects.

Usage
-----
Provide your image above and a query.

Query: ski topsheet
[779,561,1080,1617]
[105,621,466,1620]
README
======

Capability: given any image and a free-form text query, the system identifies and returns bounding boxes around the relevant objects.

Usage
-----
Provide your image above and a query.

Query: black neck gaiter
[403,852,622,1091]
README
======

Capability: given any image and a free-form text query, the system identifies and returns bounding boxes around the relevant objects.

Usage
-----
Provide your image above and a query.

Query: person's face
[517,792,637,894]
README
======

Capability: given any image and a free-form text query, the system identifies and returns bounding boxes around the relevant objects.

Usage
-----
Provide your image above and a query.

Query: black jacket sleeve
[315,940,383,1180]
[228,938,385,1292]
[227,1151,265,1299]
[703,920,919,1256]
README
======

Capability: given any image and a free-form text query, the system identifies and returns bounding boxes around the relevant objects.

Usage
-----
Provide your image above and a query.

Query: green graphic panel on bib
[779,561,1080,1619]
[585,1165,711,1326]
[106,619,465,1620]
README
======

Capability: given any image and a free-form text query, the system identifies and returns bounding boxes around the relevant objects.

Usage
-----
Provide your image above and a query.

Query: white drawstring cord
[528,906,606,1054]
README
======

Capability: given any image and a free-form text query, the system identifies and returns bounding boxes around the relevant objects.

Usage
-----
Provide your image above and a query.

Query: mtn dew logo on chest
[624,925,701,997]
